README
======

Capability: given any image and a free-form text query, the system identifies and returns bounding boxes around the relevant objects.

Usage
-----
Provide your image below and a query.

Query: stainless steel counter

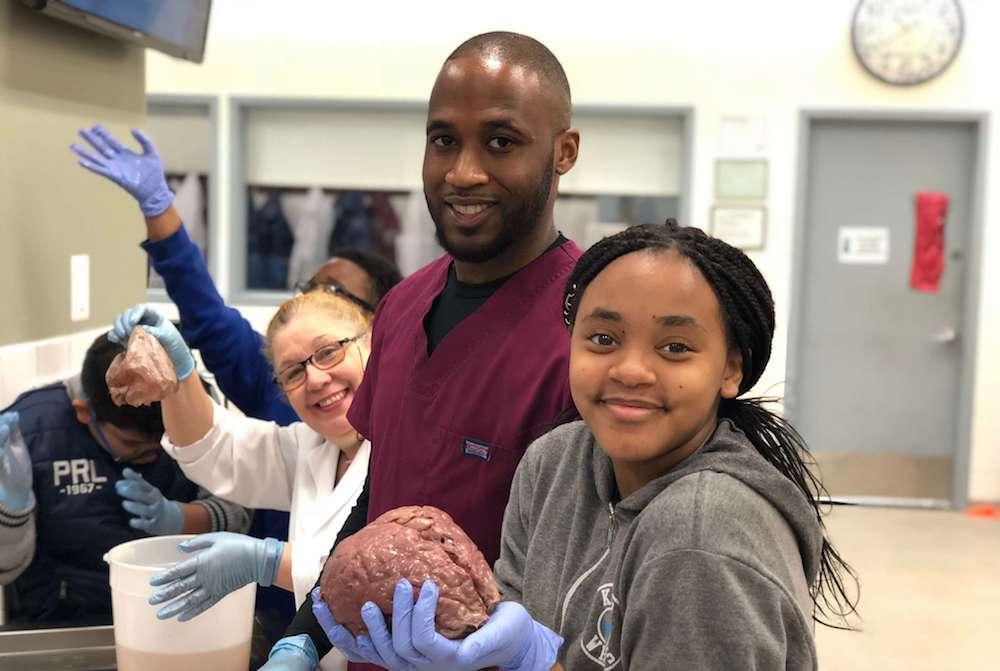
[0,625,116,670]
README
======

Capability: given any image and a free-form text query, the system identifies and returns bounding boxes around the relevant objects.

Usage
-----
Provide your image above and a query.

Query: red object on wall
[910,192,949,293]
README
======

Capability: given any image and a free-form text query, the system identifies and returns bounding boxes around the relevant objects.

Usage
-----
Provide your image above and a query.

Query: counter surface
[0,625,116,670]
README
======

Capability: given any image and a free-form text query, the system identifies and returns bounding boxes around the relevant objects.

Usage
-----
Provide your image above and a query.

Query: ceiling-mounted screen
[23,0,212,63]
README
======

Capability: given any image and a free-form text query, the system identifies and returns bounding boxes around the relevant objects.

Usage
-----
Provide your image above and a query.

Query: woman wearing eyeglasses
[108,291,371,671]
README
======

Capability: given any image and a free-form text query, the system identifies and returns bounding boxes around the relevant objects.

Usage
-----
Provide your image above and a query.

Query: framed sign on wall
[710,205,767,250]
[714,159,768,200]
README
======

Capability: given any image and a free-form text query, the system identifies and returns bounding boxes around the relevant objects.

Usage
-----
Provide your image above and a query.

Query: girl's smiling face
[569,249,743,496]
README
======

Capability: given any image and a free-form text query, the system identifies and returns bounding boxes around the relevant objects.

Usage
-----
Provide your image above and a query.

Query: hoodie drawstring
[606,501,617,549]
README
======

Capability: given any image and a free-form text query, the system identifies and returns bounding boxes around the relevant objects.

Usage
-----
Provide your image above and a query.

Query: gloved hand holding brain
[319,505,500,638]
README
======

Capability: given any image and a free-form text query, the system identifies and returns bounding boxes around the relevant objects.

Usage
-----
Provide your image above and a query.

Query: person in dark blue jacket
[0,333,249,625]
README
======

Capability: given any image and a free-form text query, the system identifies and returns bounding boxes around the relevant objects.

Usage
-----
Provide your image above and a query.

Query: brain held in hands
[319,505,501,639]
[105,328,179,406]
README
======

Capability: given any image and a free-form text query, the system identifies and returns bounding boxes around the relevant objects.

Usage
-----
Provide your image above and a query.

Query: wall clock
[852,0,963,85]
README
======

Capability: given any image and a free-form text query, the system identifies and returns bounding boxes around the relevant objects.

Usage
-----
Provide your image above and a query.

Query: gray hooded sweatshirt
[494,419,822,670]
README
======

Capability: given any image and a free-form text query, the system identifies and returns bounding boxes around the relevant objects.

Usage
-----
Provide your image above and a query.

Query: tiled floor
[815,505,999,670]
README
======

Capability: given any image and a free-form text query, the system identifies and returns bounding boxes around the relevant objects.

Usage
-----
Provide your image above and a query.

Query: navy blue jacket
[5,384,199,623]
[247,190,295,290]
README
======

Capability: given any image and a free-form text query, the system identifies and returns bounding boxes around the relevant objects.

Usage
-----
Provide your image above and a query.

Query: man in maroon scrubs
[351,30,582,566]
[270,31,581,670]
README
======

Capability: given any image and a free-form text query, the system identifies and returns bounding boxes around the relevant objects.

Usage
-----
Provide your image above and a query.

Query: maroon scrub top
[347,239,581,567]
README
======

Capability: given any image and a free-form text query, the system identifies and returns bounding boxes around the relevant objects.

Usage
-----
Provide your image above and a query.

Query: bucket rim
[103,534,195,571]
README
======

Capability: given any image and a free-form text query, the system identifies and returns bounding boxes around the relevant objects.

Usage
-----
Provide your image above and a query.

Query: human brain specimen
[319,505,500,638]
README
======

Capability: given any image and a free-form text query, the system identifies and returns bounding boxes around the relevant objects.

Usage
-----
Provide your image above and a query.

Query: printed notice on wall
[711,206,765,250]
[837,227,889,264]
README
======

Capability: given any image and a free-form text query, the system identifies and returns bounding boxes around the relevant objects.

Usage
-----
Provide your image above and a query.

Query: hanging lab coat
[174,172,207,252]
[150,172,206,289]
[162,401,368,671]
[396,189,443,276]
[287,186,334,289]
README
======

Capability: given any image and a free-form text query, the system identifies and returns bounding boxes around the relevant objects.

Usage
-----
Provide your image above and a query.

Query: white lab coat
[287,186,334,289]
[150,173,207,289]
[174,172,207,252]
[162,401,368,671]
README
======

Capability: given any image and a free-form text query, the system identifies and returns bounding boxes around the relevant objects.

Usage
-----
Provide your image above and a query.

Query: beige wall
[0,2,146,346]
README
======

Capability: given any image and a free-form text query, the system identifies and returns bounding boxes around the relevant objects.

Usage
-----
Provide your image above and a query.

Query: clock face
[852,0,964,85]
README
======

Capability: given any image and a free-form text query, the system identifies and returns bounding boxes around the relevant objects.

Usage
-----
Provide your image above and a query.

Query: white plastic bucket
[104,535,256,671]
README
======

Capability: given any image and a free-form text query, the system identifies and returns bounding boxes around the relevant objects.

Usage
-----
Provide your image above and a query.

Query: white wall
[146,105,214,174]
[145,0,1000,500]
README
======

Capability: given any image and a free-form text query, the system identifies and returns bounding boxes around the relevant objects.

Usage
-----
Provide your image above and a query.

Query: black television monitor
[22,0,212,63]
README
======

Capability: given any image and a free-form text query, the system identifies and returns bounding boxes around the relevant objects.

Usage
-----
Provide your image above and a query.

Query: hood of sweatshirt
[589,418,823,585]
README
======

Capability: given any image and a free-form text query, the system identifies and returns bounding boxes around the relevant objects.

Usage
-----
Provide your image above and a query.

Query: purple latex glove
[71,123,174,216]
[310,587,391,666]
[353,579,563,671]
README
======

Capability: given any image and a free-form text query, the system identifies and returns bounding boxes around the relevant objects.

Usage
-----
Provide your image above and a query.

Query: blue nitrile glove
[70,123,174,217]
[115,467,184,535]
[258,634,320,671]
[310,587,391,666]
[363,580,562,671]
[149,532,285,622]
[0,412,34,511]
[109,304,195,380]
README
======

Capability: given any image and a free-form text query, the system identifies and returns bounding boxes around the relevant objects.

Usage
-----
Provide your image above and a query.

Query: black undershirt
[423,233,569,355]
[283,233,569,657]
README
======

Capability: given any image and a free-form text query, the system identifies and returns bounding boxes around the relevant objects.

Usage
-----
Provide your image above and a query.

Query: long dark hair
[562,220,859,627]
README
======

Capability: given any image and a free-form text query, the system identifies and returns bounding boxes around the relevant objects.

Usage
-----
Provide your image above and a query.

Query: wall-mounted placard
[715,159,768,200]
[710,206,766,250]
[837,226,890,264]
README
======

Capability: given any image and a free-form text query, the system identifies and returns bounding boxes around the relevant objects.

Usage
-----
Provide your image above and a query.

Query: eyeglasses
[293,279,376,314]
[273,335,365,391]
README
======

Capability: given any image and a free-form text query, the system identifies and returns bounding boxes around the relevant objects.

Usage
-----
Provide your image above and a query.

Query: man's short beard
[429,153,555,264]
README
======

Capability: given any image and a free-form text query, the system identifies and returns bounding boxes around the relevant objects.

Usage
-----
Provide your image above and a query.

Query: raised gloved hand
[115,467,183,535]
[70,124,174,217]
[312,580,562,671]
[258,634,321,671]
[109,304,195,380]
[149,532,285,622]
[0,412,34,511]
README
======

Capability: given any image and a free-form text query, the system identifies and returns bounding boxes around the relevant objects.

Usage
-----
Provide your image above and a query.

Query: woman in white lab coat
[108,289,371,671]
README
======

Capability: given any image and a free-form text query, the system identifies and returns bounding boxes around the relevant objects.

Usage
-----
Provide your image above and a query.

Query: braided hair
[563,220,858,627]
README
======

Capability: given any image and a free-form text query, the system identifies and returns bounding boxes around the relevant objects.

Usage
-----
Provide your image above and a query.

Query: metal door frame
[787,110,989,509]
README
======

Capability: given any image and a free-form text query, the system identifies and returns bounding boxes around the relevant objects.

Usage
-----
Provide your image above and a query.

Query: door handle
[930,327,959,344]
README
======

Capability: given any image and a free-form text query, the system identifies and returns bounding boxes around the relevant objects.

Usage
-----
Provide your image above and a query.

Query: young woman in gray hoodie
[314,221,857,671]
